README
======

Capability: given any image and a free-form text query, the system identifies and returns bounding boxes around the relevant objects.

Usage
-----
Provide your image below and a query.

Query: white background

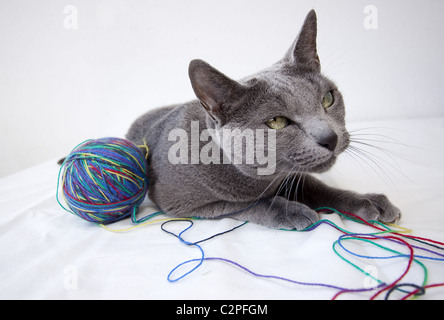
[1,0,444,177]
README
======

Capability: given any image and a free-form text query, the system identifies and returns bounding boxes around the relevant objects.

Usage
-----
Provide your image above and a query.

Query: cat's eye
[322,91,334,109]
[266,116,288,130]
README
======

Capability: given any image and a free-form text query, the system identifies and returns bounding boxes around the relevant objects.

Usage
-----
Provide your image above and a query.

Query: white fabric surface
[1,117,444,300]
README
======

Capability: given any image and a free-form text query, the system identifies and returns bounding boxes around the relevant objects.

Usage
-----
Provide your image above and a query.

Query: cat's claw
[274,202,320,230]
[353,193,401,223]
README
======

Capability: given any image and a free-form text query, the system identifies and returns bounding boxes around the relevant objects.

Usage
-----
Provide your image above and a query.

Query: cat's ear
[189,59,245,125]
[284,9,320,71]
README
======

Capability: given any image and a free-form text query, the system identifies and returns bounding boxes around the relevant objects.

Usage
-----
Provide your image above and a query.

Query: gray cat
[126,10,401,230]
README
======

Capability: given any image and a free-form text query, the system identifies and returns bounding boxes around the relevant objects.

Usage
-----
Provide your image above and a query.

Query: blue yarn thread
[163,220,206,282]
[161,219,249,282]
[57,137,149,224]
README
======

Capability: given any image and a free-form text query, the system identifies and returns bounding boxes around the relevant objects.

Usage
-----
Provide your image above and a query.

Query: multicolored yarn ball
[57,137,149,224]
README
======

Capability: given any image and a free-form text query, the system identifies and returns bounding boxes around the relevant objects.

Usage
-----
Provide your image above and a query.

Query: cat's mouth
[286,151,336,173]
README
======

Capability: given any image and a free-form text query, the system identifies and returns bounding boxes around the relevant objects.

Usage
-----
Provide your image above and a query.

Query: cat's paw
[273,201,320,230]
[352,193,401,223]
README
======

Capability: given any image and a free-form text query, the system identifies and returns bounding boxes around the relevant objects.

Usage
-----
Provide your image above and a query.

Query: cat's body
[126,10,401,229]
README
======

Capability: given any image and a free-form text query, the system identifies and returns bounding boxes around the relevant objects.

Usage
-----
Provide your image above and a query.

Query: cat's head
[188,10,350,177]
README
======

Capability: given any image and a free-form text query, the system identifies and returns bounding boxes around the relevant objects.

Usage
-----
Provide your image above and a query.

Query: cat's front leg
[186,197,319,230]
[298,174,401,223]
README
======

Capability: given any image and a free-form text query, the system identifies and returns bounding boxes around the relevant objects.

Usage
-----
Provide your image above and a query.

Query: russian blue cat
[126,10,401,229]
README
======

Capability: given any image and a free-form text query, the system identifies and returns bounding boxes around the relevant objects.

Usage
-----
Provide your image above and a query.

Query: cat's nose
[315,130,338,151]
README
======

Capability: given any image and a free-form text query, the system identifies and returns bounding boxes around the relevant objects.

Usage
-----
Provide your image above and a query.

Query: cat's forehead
[256,70,330,102]
[239,69,340,121]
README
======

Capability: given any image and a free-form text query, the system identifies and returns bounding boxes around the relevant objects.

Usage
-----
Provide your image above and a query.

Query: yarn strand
[159,207,444,300]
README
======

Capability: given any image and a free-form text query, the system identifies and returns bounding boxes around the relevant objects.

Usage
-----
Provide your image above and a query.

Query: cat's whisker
[349,132,412,148]
[347,126,402,134]
[287,171,304,219]
[349,139,406,165]
[345,144,400,188]
[269,165,297,209]
[296,172,306,203]
[247,159,288,208]
[343,148,371,176]
[343,147,392,186]
[349,132,412,176]
[282,169,300,218]
[349,127,410,147]
[262,163,302,219]
[349,127,420,156]
[349,135,408,149]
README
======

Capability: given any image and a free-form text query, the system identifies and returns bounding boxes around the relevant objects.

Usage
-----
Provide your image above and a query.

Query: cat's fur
[126,10,401,229]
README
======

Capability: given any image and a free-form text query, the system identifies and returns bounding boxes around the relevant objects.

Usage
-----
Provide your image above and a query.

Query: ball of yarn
[58,137,149,224]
